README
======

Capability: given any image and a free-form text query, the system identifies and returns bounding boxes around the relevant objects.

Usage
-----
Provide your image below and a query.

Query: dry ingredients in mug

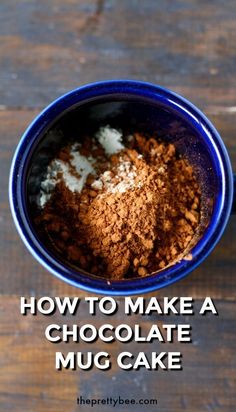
[35,126,201,280]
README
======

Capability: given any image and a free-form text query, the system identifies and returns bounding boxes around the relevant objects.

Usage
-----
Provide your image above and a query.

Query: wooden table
[0,1,235,411]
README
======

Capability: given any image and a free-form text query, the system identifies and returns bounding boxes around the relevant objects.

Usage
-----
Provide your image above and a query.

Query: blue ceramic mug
[9,80,235,295]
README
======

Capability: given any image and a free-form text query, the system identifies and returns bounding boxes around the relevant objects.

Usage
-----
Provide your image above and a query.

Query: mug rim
[9,80,234,295]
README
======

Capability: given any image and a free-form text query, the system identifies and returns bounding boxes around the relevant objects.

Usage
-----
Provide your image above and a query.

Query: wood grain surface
[0,0,235,411]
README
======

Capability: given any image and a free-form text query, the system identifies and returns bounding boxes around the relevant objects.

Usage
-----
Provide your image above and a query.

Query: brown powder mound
[36,133,201,280]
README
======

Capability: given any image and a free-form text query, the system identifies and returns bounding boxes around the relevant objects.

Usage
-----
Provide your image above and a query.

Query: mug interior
[11,82,232,294]
[27,97,215,274]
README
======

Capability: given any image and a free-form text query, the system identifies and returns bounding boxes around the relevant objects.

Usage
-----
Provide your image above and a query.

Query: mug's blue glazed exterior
[9,80,234,295]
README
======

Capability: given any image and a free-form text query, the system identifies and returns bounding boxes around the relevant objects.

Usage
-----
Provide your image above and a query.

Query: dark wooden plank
[0,296,235,411]
[207,111,236,166]
[0,109,235,298]
[0,0,236,110]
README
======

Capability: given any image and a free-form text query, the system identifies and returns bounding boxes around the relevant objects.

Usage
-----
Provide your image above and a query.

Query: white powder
[39,145,95,207]
[70,144,95,189]
[91,179,103,191]
[39,126,131,207]
[92,158,141,194]
[95,125,124,155]
[158,166,166,174]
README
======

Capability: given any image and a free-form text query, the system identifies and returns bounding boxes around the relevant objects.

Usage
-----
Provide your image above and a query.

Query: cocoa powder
[36,131,201,280]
